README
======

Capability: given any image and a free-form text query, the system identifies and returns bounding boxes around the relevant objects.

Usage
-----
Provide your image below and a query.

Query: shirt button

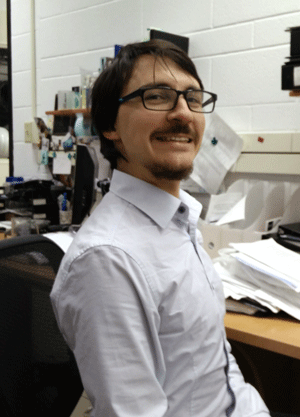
[178,206,186,214]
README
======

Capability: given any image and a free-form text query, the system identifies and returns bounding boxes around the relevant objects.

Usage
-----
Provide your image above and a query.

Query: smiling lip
[151,123,196,144]
[155,136,192,143]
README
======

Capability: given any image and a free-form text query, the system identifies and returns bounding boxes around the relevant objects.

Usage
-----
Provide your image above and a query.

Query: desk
[225,312,300,360]
[225,312,300,414]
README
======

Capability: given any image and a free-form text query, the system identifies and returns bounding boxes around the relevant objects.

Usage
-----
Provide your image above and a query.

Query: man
[51,40,270,416]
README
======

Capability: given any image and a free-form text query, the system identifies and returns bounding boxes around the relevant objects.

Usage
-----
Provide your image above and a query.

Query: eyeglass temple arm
[202,93,217,108]
[119,90,141,103]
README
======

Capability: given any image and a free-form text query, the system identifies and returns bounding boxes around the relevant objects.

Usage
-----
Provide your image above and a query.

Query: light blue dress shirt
[51,170,270,417]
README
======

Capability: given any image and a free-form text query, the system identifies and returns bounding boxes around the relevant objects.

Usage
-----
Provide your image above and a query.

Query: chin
[150,162,193,181]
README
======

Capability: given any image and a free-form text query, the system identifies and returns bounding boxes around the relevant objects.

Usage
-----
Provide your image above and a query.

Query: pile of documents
[213,238,300,320]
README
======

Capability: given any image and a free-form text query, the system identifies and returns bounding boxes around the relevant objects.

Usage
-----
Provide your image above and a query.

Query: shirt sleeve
[54,245,168,417]
[226,339,271,416]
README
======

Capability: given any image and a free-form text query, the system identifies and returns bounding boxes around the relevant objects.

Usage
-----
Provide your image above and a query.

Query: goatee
[149,162,194,181]
[148,122,196,181]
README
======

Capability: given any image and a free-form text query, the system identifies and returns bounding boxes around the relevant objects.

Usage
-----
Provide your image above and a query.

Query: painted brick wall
[11,0,300,178]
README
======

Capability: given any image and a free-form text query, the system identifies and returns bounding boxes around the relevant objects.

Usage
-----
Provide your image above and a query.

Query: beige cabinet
[231,132,300,175]
[0,159,9,186]
[0,10,7,48]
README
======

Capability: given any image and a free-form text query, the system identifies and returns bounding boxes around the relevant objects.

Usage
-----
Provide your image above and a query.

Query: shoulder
[50,235,159,339]
[51,189,167,309]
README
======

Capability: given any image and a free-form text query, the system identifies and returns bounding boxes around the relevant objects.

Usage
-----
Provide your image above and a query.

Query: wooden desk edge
[224,312,300,360]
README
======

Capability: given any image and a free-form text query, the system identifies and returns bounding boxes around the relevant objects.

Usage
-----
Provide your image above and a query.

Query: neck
[151,178,181,198]
[116,163,181,198]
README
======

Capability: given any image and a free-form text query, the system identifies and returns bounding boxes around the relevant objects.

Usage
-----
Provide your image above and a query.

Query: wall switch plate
[24,121,40,144]
[24,122,31,142]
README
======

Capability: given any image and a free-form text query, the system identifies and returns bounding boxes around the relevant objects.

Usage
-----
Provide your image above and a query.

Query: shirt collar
[179,188,203,228]
[109,170,202,229]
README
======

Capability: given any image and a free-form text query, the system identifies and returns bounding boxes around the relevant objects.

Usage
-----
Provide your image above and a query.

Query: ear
[102,129,120,141]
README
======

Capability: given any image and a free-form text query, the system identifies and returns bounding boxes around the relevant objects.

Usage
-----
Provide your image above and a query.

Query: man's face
[105,54,206,193]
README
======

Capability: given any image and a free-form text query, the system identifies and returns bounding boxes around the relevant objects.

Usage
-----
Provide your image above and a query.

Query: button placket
[190,224,216,292]
[175,205,189,230]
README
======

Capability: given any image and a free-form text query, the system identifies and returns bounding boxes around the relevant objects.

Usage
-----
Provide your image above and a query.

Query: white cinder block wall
[11,0,300,179]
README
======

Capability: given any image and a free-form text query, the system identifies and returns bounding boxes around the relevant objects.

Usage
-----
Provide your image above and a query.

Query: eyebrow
[139,82,201,90]
[139,82,170,89]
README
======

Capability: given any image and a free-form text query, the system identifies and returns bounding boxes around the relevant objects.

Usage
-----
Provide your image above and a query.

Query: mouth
[155,136,192,144]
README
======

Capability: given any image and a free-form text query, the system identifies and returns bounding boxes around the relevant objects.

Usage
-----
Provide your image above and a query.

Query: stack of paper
[213,238,300,320]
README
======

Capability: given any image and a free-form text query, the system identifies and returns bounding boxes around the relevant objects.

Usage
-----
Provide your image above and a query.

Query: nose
[167,94,193,123]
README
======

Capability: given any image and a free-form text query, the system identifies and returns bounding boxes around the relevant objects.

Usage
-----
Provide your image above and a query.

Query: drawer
[231,153,300,174]
[238,132,292,153]
[292,132,300,152]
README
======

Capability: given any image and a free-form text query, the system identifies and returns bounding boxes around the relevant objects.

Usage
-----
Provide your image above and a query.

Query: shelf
[45,108,91,117]
[290,90,300,97]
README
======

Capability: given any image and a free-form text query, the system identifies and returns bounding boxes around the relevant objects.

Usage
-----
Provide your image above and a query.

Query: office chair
[0,234,83,416]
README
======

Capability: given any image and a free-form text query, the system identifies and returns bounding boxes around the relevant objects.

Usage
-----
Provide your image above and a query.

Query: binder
[278,222,300,239]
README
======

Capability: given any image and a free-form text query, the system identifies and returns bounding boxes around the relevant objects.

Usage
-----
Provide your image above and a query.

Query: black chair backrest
[0,235,83,416]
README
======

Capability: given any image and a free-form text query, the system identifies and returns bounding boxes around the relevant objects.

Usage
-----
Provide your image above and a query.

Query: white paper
[230,238,300,284]
[0,221,12,231]
[231,251,300,291]
[213,248,300,320]
[190,112,243,194]
[53,152,72,175]
[227,182,265,230]
[205,179,255,224]
[214,255,280,313]
[215,195,245,225]
[43,231,75,253]
[205,192,243,223]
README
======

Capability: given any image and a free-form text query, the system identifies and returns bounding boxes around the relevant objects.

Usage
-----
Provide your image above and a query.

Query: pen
[278,234,300,243]
[62,192,67,212]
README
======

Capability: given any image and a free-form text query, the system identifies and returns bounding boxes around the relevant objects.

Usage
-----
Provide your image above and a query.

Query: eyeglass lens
[143,89,214,113]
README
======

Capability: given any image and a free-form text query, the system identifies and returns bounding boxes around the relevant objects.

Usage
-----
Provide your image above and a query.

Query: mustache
[150,123,196,140]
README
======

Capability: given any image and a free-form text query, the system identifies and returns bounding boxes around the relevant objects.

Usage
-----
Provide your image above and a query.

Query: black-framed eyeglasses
[118,87,217,113]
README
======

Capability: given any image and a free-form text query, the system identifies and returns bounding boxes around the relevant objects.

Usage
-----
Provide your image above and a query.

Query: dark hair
[91,39,203,170]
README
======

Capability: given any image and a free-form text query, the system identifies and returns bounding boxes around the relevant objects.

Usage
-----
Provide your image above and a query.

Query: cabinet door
[0,159,9,186]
